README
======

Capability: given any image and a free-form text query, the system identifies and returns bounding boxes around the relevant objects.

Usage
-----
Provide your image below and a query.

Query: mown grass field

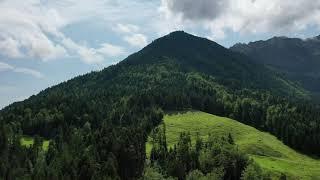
[146,111,320,180]
[20,136,50,151]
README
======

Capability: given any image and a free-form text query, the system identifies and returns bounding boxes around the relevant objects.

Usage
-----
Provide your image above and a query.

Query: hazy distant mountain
[231,35,320,96]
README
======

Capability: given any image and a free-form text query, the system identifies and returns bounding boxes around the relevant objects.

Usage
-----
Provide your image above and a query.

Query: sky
[0,0,320,109]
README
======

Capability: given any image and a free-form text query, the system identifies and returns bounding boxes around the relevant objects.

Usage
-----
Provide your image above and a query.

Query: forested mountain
[230,35,320,98]
[0,31,320,179]
[122,31,307,97]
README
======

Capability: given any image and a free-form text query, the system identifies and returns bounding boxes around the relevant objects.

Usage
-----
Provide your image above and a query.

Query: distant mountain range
[231,35,320,99]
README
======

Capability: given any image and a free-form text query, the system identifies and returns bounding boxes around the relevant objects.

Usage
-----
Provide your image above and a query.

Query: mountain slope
[231,36,320,95]
[122,31,307,97]
[0,31,319,179]
[147,111,320,179]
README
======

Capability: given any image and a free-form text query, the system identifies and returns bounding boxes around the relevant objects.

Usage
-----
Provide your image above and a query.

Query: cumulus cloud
[0,38,23,58]
[113,23,148,48]
[124,34,148,48]
[97,43,126,57]
[13,68,44,79]
[0,61,44,78]
[161,0,320,39]
[0,62,14,71]
[114,23,140,34]
[0,0,126,64]
[62,38,125,64]
[0,1,68,61]
[163,0,229,21]
[2,0,318,63]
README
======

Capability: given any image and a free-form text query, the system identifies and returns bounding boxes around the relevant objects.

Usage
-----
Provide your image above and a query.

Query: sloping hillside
[147,111,320,179]
[0,31,319,179]
[231,36,320,95]
[122,31,307,97]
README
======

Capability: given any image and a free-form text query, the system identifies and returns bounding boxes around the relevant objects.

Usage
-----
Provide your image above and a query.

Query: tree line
[0,60,319,179]
[146,124,272,180]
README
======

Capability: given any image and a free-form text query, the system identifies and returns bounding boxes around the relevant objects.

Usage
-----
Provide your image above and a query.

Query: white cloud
[62,38,125,64]
[112,23,149,48]
[114,23,140,34]
[13,68,44,79]
[160,0,320,40]
[0,1,68,61]
[97,43,126,57]
[0,0,127,64]
[2,0,318,63]
[0,61,44,78]
[0,62,14,71]
[124,34,148,48]
[77,47,105,64]
[0,38,23,58]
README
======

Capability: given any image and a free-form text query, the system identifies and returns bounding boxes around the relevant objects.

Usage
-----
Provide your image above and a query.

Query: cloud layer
[0,0,129,64]
[0,1,68,61]
[0,62,44,78]
[113,23,148,48]
[164,0,228,21]
[1,0,320,63]
[161,0,320,39]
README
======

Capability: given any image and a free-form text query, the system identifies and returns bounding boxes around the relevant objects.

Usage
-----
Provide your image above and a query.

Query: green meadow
[20,136,50,151]
[146,111,320,180]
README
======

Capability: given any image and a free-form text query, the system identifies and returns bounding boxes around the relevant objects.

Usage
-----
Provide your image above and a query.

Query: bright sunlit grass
[146,111,320,179]
[20,136,50,151]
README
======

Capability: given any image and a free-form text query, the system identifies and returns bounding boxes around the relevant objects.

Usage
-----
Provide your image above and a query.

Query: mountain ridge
[119,31,307,97]
[1,31,310,113]
[1,31,319,179]
[230,34,320,95]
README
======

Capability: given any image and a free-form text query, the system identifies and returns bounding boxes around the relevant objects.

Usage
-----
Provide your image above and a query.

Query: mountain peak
[153,30,210,44]
[122,31,228,67]
[167,30,189,36]
[164,30,205,40]
[271,36,289,40]
[149,31,224,51]
[121,31,265,81]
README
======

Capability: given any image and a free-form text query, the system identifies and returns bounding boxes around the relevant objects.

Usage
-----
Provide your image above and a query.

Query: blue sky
[0,0,320,109]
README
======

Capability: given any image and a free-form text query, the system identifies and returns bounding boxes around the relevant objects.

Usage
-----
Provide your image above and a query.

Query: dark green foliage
[150,130,249,180]
[279,173,287,180]
[228,133,234,145]
[0,31,319,179]
[0,96,163,179]
[122,31,307,97]
[186,169,224,180]
[231,36,320,97]
[241,161,270,180]
[140,165,176,180]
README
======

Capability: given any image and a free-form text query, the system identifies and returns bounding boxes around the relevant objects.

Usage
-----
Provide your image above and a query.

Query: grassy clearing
[20,136,50,151]
[146,111,320,180]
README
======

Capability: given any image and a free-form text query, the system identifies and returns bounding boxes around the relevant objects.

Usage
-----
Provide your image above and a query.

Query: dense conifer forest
[231,35,320,97]
[0,31,320,179]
